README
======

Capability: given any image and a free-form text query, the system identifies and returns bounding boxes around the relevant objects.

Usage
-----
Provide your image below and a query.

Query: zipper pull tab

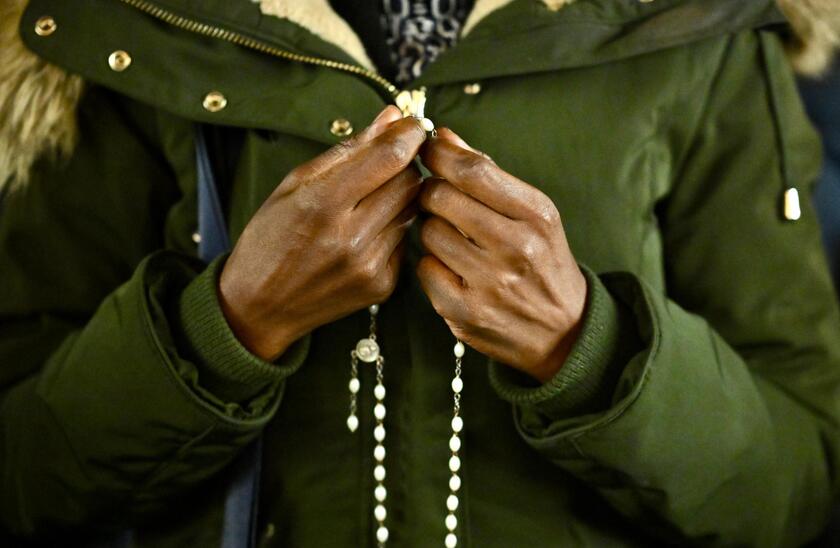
[783,187,802,221]
[396,88,435,134]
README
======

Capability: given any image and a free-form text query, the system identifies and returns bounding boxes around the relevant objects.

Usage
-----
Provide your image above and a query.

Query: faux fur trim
[463,0,573,35]
[0,0,83,189]
[777,0,840,76]
[253,0,375,70]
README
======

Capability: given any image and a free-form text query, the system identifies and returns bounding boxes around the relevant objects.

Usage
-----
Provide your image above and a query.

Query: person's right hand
[218,106,427,361]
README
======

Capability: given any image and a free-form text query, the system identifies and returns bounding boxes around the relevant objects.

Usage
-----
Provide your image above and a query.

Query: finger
[357,105,404,144]
[336,116,427,204]
[416,254,465,321]
[435,127,491,160]
[293,106,402,184]
[384,239,406,285]
[420,216,484,280]
[354,167,422,244]
[419,177,512,249]
[420,130,537,220]
[371,203,418,261]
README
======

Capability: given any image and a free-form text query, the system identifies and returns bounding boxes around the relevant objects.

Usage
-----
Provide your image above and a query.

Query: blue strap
[195,126,232,263]
[195,125,262,548]
[221,440,263,548]
[85,127,262,548]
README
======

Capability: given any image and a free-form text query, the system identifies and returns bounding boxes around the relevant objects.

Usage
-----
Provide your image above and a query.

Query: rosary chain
[445,341,465,548]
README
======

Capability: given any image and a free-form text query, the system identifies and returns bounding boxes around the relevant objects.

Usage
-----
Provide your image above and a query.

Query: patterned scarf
[381,0,474,84]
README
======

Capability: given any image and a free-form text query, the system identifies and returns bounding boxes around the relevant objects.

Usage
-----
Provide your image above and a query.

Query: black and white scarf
[381,0,474,85]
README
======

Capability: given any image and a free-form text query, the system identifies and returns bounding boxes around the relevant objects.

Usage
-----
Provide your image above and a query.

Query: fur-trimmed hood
[1,0,838,189]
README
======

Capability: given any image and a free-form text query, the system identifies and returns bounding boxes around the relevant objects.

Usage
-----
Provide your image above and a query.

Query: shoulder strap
[195,124,262,548]
[195,125,232,263]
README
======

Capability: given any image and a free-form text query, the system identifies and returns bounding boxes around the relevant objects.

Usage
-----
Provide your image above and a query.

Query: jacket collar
[248,0,576,71]
[1,0,838,189]
[254,0,838,76]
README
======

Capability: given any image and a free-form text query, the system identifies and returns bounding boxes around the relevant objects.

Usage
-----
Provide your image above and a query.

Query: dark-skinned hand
[219,106,426,360]
[417,128,588,383]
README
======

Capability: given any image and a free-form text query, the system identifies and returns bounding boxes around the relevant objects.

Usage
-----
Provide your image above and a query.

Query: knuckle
[426,179,452,209]
[284,165,307,187]
[353,257,380,285]
[379,134,414,169]
[319,139,354,167]
[458,153,493,182]
[416,254,435,280]
[292,192,323,219]
[519,233,542,263]
[371,273,395,301]
[535,198,561,227]
[419,218,435,244]
[334,136,359,155]
[420,218,446,251]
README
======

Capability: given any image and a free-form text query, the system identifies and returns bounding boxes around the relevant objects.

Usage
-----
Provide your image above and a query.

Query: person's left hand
[417,128,588,383]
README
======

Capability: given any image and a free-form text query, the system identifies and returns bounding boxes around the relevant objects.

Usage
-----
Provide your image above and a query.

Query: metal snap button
[463,82,482,95]
[34,16,56,36]
[108,50,132,72]
[330,118,353,137]
[263,522,276,541]
[202,91,227,113]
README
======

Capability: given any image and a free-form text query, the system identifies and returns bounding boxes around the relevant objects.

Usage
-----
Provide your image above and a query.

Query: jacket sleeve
[490,30,840,547]
[0,86,308,539]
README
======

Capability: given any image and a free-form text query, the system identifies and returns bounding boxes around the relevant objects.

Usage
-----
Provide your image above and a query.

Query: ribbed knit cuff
[178,255,310,403]
[489,265,641,419]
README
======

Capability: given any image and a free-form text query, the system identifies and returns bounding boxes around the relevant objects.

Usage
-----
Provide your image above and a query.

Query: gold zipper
[118,0,400,97]
[117,0,435,128]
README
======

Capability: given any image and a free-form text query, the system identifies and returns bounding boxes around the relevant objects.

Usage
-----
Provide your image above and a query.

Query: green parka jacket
[2,0,840,546]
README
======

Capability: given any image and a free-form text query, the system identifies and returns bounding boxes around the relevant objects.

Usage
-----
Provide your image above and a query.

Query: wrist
[527,271,588,383]
[528,319,584,383]
[217,271,300,361]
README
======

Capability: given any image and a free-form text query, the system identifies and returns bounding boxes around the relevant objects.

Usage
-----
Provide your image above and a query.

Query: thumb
[358,105,404,143]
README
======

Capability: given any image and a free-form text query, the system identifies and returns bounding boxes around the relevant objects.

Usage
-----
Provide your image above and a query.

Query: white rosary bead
[446,494,459,512]
[374,464,386,481]
[374,403,386,420]
[453,341,465,358]
[419,117,435,132]
[375,485,387,502]
[351,306,392,545]
[445,513,458,531]
[444,339,465,547]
